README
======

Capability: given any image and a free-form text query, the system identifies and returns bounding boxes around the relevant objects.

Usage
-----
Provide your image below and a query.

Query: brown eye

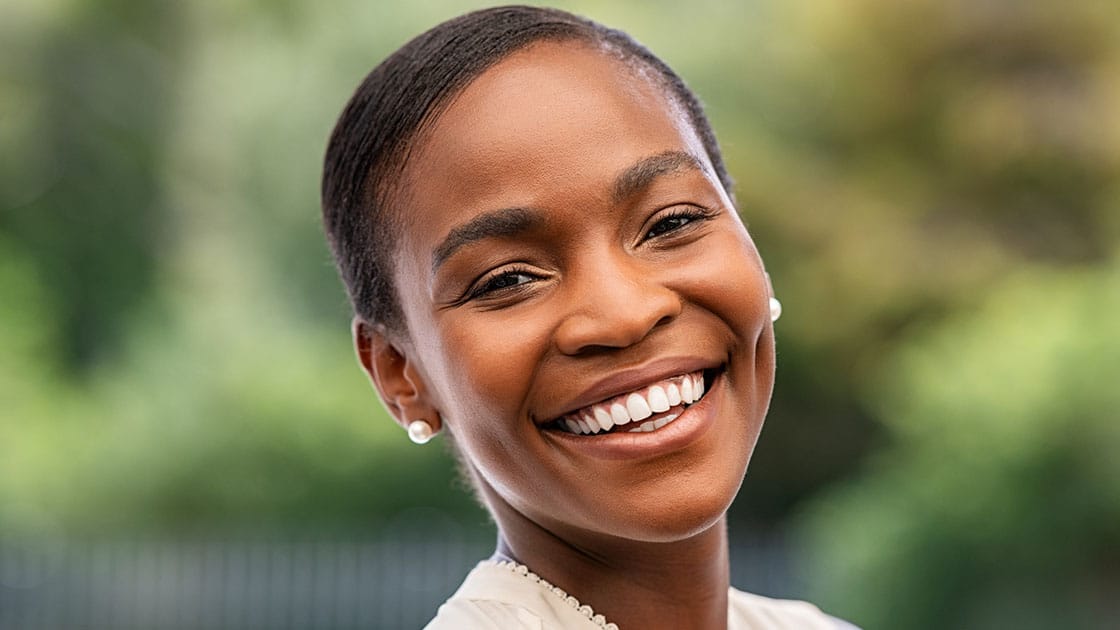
[486,272,533,291]
[644,207,716,240]
[647,215,692,238]
[470,269,538,300]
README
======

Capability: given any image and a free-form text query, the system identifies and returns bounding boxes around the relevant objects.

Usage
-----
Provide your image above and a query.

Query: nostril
[570,342,624,357]
[552,265,682,355]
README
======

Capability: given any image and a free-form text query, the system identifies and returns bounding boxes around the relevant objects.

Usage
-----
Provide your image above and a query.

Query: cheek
[398,256,547,432]
[433,318,565,513]
[434,311,551,435]
[675,229,770,331]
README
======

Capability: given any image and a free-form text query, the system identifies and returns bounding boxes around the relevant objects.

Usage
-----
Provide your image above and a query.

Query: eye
[468,267,539,300]
[647,214,693,238]
[644,207,717,240]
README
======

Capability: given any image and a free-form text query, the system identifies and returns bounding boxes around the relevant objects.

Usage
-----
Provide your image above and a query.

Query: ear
[352,317,441,434]
[764,271,775,299]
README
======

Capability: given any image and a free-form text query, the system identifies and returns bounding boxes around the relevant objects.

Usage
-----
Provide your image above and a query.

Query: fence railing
[1,534,802,630]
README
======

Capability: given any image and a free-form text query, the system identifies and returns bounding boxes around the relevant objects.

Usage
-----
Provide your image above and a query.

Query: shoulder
[424,596,543,630]
[728,588,861,630]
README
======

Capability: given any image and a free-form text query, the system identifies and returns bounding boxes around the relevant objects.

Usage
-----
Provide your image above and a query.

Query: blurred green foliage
[2,0,1117,627]
[800,260,1120,629]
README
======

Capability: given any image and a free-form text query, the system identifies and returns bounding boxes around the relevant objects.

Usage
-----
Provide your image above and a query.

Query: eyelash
[467,264,540,301]
[644,206,717,240]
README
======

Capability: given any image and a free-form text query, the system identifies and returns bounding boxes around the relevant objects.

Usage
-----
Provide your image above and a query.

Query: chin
[607,467,747,543]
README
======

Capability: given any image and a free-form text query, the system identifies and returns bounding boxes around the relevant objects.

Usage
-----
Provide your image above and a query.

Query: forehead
[395,40,709,226]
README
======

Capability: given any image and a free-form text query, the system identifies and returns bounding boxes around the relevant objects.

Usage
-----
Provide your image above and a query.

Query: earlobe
[352,317,442,437]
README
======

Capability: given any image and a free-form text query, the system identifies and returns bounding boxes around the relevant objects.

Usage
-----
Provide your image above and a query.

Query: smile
[552,370,711,435]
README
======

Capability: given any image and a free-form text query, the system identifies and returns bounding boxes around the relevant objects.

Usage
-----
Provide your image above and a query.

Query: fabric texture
[424,560,856,629]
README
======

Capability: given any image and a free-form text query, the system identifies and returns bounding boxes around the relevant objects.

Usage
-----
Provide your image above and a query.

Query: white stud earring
[769,297,782,323]
[407,420,434,444]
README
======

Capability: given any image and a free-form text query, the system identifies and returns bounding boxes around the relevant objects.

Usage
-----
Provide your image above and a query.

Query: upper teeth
[560,372,706,435]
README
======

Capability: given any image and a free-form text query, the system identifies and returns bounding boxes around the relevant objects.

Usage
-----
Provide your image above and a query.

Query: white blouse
[424,560,856,629]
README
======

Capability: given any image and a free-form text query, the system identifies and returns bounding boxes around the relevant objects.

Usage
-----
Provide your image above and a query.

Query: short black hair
[321,5,733,335]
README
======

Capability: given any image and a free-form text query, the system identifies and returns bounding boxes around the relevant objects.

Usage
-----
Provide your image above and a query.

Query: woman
[322,6,853,629]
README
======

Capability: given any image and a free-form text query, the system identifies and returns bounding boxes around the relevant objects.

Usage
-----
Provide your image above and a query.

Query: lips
[550,370,711,435]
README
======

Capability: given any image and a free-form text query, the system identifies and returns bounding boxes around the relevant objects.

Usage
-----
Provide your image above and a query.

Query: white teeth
[593,407,613,431]
[626,393,652,421]
[561,370,712,435]
[680,378,694,404]
[648,386,670,413]
[653,413,678,430]
[610,403,629,426]
[627,412,681,433]
[666,383,682,406]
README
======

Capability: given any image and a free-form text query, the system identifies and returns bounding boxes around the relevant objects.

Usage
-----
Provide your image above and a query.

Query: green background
[2,1,1118,627]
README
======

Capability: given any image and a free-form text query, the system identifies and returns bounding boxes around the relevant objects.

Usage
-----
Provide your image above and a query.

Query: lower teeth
[627,412,680,433]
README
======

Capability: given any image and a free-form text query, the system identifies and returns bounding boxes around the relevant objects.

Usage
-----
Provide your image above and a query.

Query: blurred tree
[798,259,1120,630]
[0,0,186,372]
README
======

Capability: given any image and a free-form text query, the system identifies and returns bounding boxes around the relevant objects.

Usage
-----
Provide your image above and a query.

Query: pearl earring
[769,297,782,323]
[407,420,434,444]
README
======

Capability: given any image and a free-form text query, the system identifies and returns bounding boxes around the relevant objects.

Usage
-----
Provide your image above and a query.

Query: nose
[553,252,682,356]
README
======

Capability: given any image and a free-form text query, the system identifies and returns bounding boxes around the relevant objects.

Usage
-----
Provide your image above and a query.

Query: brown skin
[354,42,776,630]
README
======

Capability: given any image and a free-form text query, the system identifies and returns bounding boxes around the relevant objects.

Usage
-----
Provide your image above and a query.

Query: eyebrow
[431,206,543,272]
[612,150,706,203]
[430,150,707,273]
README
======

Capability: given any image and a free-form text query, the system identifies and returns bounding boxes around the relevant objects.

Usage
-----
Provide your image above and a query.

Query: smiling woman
[322,6,854,629]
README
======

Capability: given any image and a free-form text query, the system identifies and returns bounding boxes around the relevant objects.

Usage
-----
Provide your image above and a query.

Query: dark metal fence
[0,534,802,630]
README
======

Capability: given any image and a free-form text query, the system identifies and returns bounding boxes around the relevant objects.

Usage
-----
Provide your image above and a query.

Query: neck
[489,498,731,630]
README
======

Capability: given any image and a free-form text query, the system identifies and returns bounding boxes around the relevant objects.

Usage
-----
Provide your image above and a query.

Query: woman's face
[385,42,775,544]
